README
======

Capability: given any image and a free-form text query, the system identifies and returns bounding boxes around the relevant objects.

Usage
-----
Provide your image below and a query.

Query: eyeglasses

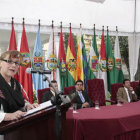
[76,84,83,86]
[1,59,20,66]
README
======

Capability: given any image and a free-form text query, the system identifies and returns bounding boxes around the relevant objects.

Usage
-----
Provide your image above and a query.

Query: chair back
[64,86,75,95]
[130,81,139,90]
[110,83,123,104]
[37,88,50,104]
[87,79,105,106]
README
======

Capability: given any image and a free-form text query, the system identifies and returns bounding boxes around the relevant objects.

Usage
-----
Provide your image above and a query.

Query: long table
[66,101,140,140]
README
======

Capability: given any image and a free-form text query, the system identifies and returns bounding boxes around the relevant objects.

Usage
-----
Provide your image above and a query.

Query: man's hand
[25,103,39,111]
[82,102,90,108]
[4,111,26,121]
[129,86,134,92]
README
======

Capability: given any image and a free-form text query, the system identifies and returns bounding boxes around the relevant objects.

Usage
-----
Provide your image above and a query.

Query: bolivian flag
[66,26,76,86]
[76,28,84,85]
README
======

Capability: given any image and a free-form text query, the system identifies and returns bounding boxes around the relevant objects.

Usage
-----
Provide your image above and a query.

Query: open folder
[24,101,53,116]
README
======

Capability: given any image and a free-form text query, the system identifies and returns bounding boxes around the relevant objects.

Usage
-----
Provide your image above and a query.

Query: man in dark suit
[117,79,137,103]
[69,80,93,109]
[41,80,58,103]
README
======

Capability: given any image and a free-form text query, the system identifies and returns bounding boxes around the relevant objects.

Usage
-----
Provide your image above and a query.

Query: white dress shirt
[124,87,135,102]
[0,105,6,123]
[77,91,85,103]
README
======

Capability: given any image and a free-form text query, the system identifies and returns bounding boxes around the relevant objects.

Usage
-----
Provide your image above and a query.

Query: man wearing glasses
[69,80,93,109]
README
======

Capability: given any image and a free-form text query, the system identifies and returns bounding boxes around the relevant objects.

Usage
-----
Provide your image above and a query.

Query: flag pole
[116,26,118,32]
[60,21,62,63]
[107,26,109,32]
[80,23,82,36]
[60,21,62,28]
[23,18,25,25]
[52,20,55,80]
[12,17,14,25]
[94,24,95,30]
[69,22,71,31]
[38,19,40,28]
[54,21,63,139]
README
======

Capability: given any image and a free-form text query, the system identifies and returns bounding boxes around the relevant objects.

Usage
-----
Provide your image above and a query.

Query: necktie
[78,91,85,103]
[128,89,132,102]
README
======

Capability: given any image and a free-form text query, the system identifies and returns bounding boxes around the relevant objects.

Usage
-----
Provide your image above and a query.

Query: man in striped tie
[69,80,93,109]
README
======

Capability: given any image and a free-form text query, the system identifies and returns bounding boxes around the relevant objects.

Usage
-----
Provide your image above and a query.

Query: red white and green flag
[99,27,108,95]
[114,27,124,83]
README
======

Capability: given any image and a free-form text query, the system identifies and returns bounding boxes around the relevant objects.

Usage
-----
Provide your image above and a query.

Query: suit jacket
[117,87,137,103]
[41,90,55,103]
[69,90,93,109]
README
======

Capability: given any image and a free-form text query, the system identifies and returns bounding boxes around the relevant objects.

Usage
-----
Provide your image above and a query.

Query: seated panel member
[41,80,58,103]
[69,80,93,109]
[117,79,137,103]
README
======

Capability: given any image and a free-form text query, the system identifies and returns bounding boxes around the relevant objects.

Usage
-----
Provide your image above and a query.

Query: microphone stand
[43,75,62,140]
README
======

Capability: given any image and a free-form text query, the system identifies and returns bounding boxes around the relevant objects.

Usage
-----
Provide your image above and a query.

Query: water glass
[73,103,78,113]
[117,99,122,106]
[95,100,100,110]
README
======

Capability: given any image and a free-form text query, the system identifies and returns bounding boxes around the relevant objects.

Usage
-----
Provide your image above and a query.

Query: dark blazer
[69,90,93,109]
[41,90,55,103]
[117,87,137,103]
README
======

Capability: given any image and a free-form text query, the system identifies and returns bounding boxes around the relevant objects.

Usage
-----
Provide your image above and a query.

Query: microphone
[42,75,77,105]
[51,93,75,105]
[26,68,51,74]
[58,92,78,105]
[67,91,78,102]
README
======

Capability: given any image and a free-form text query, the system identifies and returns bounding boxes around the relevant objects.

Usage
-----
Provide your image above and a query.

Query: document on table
[24,101,52,116]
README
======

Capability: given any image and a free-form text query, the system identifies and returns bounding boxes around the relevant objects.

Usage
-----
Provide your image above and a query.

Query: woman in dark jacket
[0,50,38,123]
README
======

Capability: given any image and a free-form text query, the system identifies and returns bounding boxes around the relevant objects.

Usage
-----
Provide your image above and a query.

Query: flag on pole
[93,25,99,59]
[88,43,96,80]
[45,21,57,81]
[58,23,67,91]
[8,18,17,51]
[105,27,115,91]
[8,18,19,80]
[19,19,33,103]
[76,26,84,84]
[82,35,88,91]
[66,24,76,86]
[32,21,46,97]
[99,26,108,95]
[88,25,99,79]
[114,27,124,83]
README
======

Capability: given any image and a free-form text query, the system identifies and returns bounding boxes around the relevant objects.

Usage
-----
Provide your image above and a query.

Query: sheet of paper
[24,100,52,116]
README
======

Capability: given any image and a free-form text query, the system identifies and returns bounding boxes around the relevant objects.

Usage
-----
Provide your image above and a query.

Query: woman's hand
[4,111,26,121]
[25,103,39,111]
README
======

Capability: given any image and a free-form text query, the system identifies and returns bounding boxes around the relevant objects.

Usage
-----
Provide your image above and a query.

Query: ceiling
[0,0,139,32]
